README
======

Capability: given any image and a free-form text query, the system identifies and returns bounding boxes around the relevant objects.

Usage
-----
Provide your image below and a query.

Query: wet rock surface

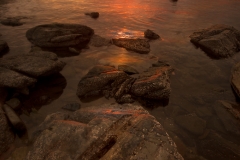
[0,16,28,26]
[0,51,65,89]
[27,103,183,160]
[190,24,240,59]
[26,23,94,48]
[144,29,160,40]
[0,40,9,56]
[231,62,240,98]
[77,64,173,105]
[112,38,150,54]
[62,102,81,111]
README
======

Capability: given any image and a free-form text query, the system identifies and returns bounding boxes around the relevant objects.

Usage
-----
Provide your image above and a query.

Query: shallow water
[1,0,240,159]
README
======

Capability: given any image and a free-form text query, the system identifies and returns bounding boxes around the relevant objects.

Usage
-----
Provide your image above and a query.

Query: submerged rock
[0,40,9,56]
[85,12,99,18]
[26,23,94,48]
[144,29,160,40]
[118,65,139,75]
[27,103,183,160]
[89,34,111,47]
[231,62,240,97]
[190,24,240,59]
[112,38,150,54]
[62,102,81,111]
[0,16,27,26]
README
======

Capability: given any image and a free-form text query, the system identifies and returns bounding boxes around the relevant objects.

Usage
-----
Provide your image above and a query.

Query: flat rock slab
[231,62,240,98]
[26,23,94,48]
[0,16,28,26]
[118,65,139,75]
[190,24,240,59]
[0,51,65,89]
[27,103,183,160]
[112,38,150,54]
[77,64,173,104]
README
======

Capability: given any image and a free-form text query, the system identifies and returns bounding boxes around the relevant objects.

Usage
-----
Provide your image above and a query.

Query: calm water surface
[1,0,240,159]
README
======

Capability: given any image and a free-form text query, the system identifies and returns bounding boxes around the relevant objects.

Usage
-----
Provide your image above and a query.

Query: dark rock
[26,23,94,48]
[85,12,99,18]
[3,104,27,136]
[89,34,111,47]
[0,88,15,155]
[175,114,206,136]
[0,67,37,89]
[112,38,150,54]
[144,29,160,40]
[0,16,27,26]
[152,61,170,67]
[62,102,81,111]
[118,65,139,75]
[27,103,183,160]
[130,66,173,99]
[5,98,21,110]
[231,62,240,97]
[190,24,240,59]
[0,51,65,77]
[116,94,135,103]
[0,40,9,55]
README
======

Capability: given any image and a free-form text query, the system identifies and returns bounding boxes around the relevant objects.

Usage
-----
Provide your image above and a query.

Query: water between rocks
[0,0,240,159]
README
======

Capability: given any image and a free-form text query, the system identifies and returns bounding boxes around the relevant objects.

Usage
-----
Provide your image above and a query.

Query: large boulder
[26,23,94,48]
[190,24,240,59]
[26,103,183,160]
[0,51,65,89]
[112,38,150,54]
[231,62,240,97]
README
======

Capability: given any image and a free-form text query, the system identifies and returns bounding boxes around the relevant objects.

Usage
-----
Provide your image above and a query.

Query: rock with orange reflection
[26,23,94,48]
[112,38,150,54]
[130,64,173,100]
[26,103,183,160]
[190,24,240,59]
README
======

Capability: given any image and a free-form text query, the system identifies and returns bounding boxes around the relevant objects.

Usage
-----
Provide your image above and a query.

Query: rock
[130,65,173,99]
[5,98,21,110]
[231,62,240,97]
[0,16,27,26]
[27,103,183,160]
[3,104,27,136]
[144,29,160,40]
[190,24,240,58]
[213,101,240,135]
[85,12,100,18]
[26,23,94,48]
[152,60,170,67]
[77,64,173,104]
[89,35,111,47]
[118,65,139,75]
[174,114,206,136]
[0,40,9,55]
[62,102,81,111]
[0,67,37,89]
[112,38,150,54]
[219,100,240,119]
[0,51,65,77]
[0,89,15,155]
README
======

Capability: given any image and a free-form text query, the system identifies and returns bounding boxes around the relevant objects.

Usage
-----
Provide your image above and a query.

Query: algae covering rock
[26,103,183,160]
[26,23,94,48]
[190,24,240,59]
[112,38,150,54]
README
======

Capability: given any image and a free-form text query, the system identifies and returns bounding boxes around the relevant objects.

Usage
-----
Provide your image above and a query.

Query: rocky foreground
[26,103,183,160]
